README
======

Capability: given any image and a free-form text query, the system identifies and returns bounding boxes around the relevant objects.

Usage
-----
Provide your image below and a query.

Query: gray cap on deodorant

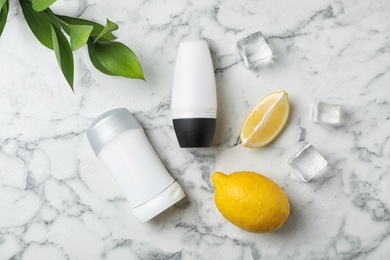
[86,108,142,156]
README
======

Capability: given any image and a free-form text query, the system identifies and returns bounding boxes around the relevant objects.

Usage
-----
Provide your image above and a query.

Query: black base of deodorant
[173,118,216,148]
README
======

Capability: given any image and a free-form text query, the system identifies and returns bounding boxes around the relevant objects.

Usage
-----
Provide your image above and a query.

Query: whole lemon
[211,171,290,233]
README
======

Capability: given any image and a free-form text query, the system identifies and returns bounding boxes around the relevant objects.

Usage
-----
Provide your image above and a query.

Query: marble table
[0,0,389,259]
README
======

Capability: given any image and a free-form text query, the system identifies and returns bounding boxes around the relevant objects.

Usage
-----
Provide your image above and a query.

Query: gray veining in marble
[0,0,389,259]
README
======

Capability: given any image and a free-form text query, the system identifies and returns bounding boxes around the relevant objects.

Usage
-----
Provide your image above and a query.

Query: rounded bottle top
[171,39,217,119]
[86,108,142,156]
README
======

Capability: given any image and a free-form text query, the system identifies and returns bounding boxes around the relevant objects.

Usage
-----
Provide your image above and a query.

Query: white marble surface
[0,0,390,259]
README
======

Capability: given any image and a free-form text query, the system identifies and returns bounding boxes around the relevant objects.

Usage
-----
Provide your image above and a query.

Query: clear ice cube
[288,144,327,182]
[236,31,272,68]
[312,101,341,125]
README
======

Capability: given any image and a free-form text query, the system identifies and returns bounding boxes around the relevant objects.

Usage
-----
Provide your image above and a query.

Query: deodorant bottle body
[87,108,185,223]
[172,40,217,148]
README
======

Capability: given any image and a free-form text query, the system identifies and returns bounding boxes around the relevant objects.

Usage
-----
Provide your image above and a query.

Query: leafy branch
[0,0,8,36]
[0,0,145,92]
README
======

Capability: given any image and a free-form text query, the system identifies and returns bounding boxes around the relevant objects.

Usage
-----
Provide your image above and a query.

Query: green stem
[46,10,69,27]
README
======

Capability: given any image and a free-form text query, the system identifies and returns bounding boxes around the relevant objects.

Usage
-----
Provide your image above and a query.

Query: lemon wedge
[240,90,289,148]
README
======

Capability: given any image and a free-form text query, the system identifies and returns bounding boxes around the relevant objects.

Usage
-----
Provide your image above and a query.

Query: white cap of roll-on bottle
[171,40,217,148]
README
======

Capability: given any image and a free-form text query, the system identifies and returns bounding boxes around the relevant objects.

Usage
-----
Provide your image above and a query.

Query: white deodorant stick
[171,40,217,147]
[86,108,185,223]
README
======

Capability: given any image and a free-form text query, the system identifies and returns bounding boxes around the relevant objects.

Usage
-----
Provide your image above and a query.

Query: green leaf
[57,15,117,41]
[88,41,145,80]
[50,23,74,90]
[93,19,118,43]
[19,0,53,49]
[0,0,8,37]
[0,0,6,10]
[68,24,93,51]
[32,0,56,12]
[87,40,115,76]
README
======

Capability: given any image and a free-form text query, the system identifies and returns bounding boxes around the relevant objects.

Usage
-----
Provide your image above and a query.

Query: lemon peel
[212,171,290,233]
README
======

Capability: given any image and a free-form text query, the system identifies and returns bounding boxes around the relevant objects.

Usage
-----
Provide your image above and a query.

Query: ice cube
[236,31,272,68]
[312,101,341,125]
[288,144,327,182]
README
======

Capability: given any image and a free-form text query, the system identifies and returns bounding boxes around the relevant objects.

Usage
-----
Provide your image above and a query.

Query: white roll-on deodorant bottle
[171,40,217,147]
[86,108,185,223]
